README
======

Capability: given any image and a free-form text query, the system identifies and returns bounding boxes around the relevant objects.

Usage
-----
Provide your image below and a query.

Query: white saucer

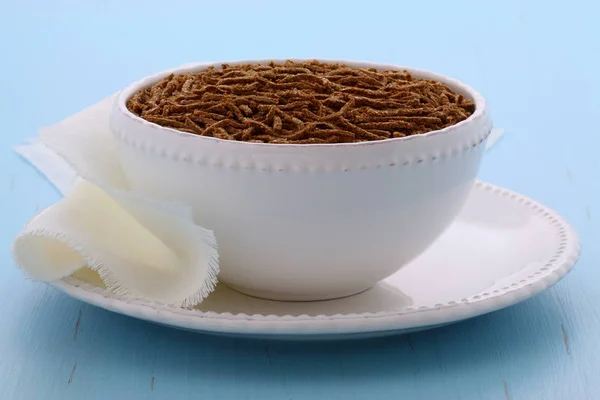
[51,181,580,340]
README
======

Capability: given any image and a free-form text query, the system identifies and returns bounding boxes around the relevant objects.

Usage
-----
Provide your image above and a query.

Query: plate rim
[51,180,581,336]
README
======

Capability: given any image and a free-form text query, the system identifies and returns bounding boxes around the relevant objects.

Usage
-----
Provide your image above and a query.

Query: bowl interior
[115,59,487,147]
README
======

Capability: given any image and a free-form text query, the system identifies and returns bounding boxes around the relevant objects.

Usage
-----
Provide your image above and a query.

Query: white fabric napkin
[12,92,503,308]
[12,94,219,307]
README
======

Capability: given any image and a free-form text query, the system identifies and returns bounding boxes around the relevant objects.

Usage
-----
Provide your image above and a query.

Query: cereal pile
[127,60,476,144]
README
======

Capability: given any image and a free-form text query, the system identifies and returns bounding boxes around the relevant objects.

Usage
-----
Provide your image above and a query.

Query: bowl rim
[115,58,488,148]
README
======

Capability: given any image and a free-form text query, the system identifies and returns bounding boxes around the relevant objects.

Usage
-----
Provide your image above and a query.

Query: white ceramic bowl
[110,59,493,301]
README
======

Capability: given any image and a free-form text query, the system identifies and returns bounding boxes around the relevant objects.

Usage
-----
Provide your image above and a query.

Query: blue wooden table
[2,1,599,398]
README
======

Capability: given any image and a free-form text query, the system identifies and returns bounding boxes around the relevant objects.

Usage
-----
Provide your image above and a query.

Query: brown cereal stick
[144,116,187,129]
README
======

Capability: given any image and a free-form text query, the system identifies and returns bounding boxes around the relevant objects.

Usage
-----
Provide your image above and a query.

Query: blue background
[1,0,599,398]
